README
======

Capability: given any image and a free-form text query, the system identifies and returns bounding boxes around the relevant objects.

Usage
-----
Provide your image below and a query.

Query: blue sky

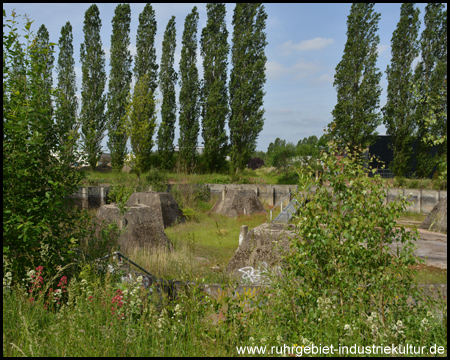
[3,3,437,152]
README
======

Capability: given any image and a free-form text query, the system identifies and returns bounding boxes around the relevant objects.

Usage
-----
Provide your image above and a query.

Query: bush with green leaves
[276,141,431,338]
[145,167,169,192]
[3,11,88,283]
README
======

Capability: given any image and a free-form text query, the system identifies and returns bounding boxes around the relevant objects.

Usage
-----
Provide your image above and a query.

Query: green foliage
[178,7,201,174]
[182,207,200,222]
[145,167,169,193]
[31,24,54,143]
[3,11,86,282]
[414,4,447,178]
[412,81,447,181]
[277,171,299,185]
[296,135,320,157]
[134,4,158,94]
[79,4,107,170]
[55,21,79,158]
[267,137,296,170]
[229,3,268,173]
[127,4,159,178]
[107,182,135,216]
[393,176,406,188]
[382,3,421,177]
[107,4,132,173]
[281,140,425,330]
[330,3,382,149]
[124,74,157,179]
[200,3,230,172]
[158,16,178,171]
[194,184,211,203]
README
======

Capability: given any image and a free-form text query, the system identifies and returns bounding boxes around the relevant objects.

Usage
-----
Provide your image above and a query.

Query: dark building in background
[368,135,438,178]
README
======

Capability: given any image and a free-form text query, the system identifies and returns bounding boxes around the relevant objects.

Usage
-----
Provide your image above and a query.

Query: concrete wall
[71,184,445,214]
[386,188,446,214]
[70,186,111,210]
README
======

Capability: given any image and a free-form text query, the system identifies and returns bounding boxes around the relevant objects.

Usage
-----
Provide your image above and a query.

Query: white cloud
[314,73,334,84]
[278,37,335,56]
[266,58,320,81]
[377,44,389,55]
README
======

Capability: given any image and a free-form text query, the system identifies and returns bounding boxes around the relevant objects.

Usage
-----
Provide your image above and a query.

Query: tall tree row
[200,3,230,172]
[414,3,447,178]
[157,16,178,171]
[79,4,107,170]
[55,21,79,161]
[229,3,268,173]
[178,7,200,173]
[330,3,382,151]
[30,24,55,146]
[126,4,159,178]
[382,3,420,177]
[107,3,132,172]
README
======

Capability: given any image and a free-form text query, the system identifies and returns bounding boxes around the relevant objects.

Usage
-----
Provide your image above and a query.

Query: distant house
[174,146,205,155]
[368,135,438,178]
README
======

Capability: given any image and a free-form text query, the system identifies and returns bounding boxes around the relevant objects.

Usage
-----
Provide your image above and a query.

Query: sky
[3,3,439,152]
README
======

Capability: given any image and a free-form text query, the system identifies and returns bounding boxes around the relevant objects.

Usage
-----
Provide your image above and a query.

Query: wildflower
[261,338,267,343]
[344,324,351,331]
[420,318,429,330]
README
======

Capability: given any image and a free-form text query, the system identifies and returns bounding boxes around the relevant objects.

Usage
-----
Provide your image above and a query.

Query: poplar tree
[124,73,157,180]
[414,3,447,178]
[134,3,158,93]
[157,16,178,171]
[178,7,200,173]
[107,3,132,172]
[200,3,230,172]
[128,4,158,173]
[382,3,420,177]
[229,3,268,173]
[80,4,107,170]
[55,21,79,159]
[30,24,55,145]
[330,3,382,150]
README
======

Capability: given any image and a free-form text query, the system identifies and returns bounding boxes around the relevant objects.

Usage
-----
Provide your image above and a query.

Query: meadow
[3,193,447,356]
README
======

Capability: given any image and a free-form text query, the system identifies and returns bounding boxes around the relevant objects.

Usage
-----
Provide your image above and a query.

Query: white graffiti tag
[238,266,263,284]
[238,262,281,285]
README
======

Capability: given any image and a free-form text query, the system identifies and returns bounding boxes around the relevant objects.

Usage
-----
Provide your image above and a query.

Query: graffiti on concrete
[238,262,282,285]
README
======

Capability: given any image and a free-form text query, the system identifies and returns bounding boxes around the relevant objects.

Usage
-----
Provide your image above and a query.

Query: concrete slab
[388,228,447,269]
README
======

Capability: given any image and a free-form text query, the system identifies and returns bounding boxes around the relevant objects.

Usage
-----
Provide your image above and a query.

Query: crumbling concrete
[419,197,447,234]
[226,222,297,283]
[96,203,173,253]
[126,191,185,229]
[211,189,266,218]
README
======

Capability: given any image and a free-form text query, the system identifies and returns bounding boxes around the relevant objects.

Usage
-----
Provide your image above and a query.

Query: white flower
[137,276,143,284]
[122,289,128,297]
[344,324,351,331]
[277,335,282,341]
[261,338,266,343]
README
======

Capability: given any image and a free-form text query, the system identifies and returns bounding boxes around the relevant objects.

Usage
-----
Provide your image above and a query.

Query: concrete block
[422,190,439,214]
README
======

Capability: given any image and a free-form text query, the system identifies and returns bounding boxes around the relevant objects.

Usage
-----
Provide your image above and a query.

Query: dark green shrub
[408,180,419,189]
[394,176,406,188]
[277,170,299,184]
[194,184,211,203]
[145,167,169,192]
[182,207,199,222]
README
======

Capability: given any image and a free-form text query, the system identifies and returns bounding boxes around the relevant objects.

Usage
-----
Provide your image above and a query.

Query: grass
[3,192,447,356]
